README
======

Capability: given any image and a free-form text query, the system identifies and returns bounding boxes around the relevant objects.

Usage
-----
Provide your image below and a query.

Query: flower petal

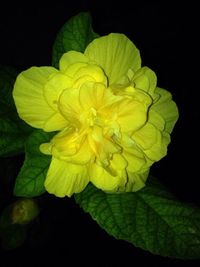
[133,67,157,96]
[79,82,106,110]
[116,98,147,134]
[152,87,179,134]
[43,112,68,132]
[148,109,165,131]
[58,88,81,125]
[59,51,88,72]
[89,162,126,191]
[64,138,94,164]
[73,64,107,87]
[133,122,170,161]
[123,146,149,172]
[85,33,141,85]
[122,169,149,192]
[88,126,121,166]
[133,122,159,150]
[40,142,52,155]
[51,129,94,164]
[99,94,148,135]
[13,66,58,129]
[45,157,89,197]
[44,73,73,110]
[51,127,82,157]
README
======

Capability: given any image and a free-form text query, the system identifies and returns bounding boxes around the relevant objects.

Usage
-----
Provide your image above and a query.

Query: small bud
[11,198,39,225]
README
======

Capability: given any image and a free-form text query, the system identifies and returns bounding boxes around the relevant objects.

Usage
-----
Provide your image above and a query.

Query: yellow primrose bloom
[13,33,178,197]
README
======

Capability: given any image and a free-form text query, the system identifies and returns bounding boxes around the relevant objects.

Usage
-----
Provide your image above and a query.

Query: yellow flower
[13,33,178,197]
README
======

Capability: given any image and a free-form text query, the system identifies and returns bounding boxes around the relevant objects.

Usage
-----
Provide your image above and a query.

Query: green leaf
[75,177,200,259]
[52,12,99,68]
[0,66,32,157]
[14,129,54,197]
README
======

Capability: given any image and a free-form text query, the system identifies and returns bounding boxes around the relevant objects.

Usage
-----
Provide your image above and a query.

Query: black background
[0,1,199,266]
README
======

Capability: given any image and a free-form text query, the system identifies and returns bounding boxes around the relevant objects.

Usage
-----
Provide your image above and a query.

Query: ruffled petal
[133,122,170,161]
[50,127,83,157]
[116,98,148,134]
[73,64,107,85]
[64,138,94,164]
[51,130,94,164]
[42,72,71,131]
[40,142,52,155]
[152,87,179,134]
[79,82,105,110]
[122,169,149,192]
[13,66,58,129]
[123,146,149,173]
[43,112,68,132]
[44,73,73,110]
[45,157,89,197]
[59,51,88,72]
[148,109,165,131]
[89,162,126,191]
[133,122,159,150]
[88,126,121,166]
[112,83,152,103]
[133,67,157,96]
[85,33,141,85]
[58,88,81,125]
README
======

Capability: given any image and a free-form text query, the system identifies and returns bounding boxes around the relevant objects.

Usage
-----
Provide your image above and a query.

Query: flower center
[87,107,104,127]
[79,107,105,129]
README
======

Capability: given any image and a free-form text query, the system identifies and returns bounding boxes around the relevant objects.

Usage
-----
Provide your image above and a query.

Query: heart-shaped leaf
[52,12,99,68]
